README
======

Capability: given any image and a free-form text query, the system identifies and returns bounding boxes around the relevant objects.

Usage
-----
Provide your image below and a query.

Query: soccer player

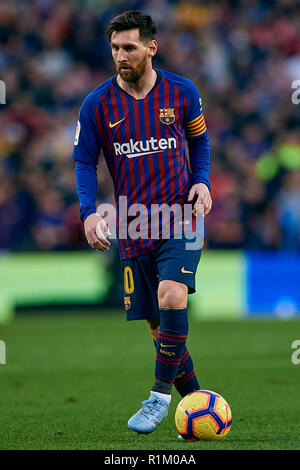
[72,10,212,434]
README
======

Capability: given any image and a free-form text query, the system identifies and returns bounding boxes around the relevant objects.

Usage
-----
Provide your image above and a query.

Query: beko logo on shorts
[113,137,176,158]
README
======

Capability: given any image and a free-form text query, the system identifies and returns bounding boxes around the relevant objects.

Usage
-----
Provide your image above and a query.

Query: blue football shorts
[120,233,202,321]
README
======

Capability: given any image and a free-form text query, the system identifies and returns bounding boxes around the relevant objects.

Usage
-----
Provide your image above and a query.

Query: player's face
[110,29,157,83]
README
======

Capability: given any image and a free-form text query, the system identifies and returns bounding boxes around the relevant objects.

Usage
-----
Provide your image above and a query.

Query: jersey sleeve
[183,80,211,190]
[75,160,98,222]
[71,94,101,166]
[184,80,207,139]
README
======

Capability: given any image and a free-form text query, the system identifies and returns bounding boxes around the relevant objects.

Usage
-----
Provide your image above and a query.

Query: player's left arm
[184,81,212,216]
[187,134,212,217]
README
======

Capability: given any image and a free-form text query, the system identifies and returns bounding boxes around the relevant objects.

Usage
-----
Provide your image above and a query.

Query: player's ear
[148,40,157,57]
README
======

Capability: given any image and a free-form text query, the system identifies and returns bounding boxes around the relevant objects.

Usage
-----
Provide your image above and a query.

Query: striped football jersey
[72,69,210,259]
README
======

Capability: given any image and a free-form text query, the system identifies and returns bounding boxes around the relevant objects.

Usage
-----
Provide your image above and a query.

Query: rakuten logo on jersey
[113,137,176,158]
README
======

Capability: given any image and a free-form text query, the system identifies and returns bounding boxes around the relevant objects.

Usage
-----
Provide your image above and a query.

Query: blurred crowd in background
[1,0,300,254]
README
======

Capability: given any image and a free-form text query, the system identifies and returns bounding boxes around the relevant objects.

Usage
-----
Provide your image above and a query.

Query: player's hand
[84,213,112,251]
[187,183,212,217]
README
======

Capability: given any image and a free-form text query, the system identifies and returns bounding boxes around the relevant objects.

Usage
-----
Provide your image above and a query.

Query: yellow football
[175,389,232,441]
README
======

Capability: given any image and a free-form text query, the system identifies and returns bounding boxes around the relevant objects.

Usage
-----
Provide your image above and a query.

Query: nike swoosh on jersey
[109,117,125,128]
[181,267,193,274]
[160,343,177,348]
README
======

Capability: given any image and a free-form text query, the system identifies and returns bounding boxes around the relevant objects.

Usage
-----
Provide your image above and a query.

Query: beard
[116,54,148,83]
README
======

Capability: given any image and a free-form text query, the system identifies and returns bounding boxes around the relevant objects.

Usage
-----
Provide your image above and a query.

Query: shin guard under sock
[154,308,188,384]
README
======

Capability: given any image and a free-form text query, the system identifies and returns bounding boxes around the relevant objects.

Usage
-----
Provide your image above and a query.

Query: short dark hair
[105,10,157,43]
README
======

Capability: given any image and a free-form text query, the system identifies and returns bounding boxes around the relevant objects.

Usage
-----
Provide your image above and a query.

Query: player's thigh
[121,253,160,321]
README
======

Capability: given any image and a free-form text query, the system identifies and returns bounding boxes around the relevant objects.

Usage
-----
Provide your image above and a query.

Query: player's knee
[158,281,187,309]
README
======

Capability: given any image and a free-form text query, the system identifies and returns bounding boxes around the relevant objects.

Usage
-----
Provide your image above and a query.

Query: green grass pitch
[0,312,300,450]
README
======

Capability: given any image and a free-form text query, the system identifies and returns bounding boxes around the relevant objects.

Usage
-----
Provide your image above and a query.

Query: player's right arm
[83,211,111,252]
[72,95,111,252]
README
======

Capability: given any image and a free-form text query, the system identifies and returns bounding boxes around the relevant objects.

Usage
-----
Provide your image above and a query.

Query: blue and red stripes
[158,331,188,343]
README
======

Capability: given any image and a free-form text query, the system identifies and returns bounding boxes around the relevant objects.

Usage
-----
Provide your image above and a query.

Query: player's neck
[117,67,157,100]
